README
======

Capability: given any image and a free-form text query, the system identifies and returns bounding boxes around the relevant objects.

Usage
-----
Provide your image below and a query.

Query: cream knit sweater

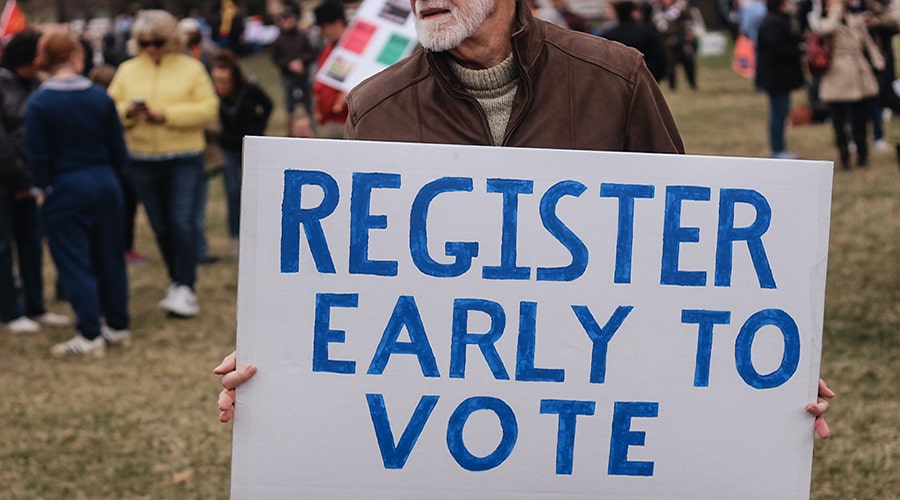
[448,54,519,145]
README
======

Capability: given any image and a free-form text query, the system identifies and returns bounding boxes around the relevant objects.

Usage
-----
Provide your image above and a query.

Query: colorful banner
[314,0,418,93]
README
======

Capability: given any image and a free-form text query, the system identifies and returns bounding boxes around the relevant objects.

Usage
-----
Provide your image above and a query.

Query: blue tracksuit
[25,76,129,339]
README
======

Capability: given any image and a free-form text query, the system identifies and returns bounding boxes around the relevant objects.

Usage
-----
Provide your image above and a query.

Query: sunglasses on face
[138,39,166,49]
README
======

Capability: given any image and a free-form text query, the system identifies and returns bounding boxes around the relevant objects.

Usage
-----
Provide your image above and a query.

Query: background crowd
[1,0,899,358]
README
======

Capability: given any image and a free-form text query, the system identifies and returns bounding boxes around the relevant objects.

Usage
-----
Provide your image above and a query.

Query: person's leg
[128,159,176,282]
[222,149,243,240]
[11,196,46,317]
[0,195,22,322]
[92,170,129,331]
[42,185,102,340]
[281,75,296,116]
[195,173,210,261]
[118,171,137,250]
[871,100,884,144]
[683,45,697,89]
[828,102,851,169]
[666,46,677,90]
[769,91,790,155]
[851,99,871,166]
[165,155,204,289]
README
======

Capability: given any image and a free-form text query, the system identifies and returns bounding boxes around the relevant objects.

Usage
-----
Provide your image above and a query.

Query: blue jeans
[127,155,203,288]
[223,149,242,239]
[196,174,210,259]
[0,195,46,322]
[767,91,790,155]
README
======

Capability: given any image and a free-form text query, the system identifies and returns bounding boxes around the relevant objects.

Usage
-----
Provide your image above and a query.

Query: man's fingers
[221,364,257,390]
[213,351,237,374]
[806,398,830,417]
[814,415,831,439]
[818,378,835,399]
[219,407,236,423]
[218,388,235,412]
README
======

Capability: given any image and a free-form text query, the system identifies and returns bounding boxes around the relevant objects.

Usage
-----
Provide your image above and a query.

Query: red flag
[0,0,27,39]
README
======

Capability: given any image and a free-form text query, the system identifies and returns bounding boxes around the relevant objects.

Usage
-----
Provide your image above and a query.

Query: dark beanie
[314,1,346,26]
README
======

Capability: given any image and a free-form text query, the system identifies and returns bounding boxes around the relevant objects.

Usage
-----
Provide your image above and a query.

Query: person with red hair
[25,32,130,357]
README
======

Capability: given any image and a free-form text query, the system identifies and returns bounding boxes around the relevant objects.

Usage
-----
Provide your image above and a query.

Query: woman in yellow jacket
[108,10,218,318]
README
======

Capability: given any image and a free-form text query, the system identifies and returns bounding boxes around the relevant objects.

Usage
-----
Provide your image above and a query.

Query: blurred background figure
[602,0,667,82]
[0,30,70,335]
[738,0,768,45]
[179,15,222,266]
[551,0,592,32]
[210,50,273,256]
[271,3,317,130]
[107,10,218,318]
[25,32,130,358]
[655,0,698,90]
[312,0,348,139]
[179,16,217,69]
[755,0,805,159]
[817,0,884,169]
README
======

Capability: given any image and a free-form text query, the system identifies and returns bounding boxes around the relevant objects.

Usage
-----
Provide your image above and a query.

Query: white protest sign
[232,137,832,499]
[314,0,418,93]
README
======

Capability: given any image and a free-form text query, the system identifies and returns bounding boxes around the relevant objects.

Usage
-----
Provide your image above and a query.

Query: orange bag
[732,35,756,79]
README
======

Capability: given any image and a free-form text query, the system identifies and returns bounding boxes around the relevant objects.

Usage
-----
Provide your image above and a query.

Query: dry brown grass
[1,48,898,499]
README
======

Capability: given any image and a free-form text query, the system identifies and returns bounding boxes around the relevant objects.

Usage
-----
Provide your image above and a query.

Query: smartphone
[131,98,147,109]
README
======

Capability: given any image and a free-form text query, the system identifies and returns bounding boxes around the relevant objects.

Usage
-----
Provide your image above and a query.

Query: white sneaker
[7,316,40,334]
[157,284,177,310]
[51,335,106,358]
[34,311,71,327]
[101,325,132,347]
[874,139,890,151]
[159,284,200,317]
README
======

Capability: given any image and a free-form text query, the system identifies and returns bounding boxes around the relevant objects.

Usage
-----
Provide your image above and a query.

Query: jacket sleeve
[818,3,843,34]
[0,89,31,191]
[107,68,139,129]
[624,58,685,154]
[24,99,50,190]
[163,64,219,129]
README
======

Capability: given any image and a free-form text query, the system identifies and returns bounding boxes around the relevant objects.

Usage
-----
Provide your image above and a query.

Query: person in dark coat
[602,0,668,82]
[754,0,806,158]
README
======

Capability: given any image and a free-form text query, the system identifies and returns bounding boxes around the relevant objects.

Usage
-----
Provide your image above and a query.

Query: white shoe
[34,311,71,327]
[7,316,40,334]
[101,325,132,347]
[874,139,890,151]
[51,335,106,358]
[159,284,200,317]
[157,284,177,310]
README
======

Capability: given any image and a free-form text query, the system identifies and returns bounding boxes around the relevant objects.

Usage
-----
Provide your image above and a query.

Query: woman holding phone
[108,10,218,318]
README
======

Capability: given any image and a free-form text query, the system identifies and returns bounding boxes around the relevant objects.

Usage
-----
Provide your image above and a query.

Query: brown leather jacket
[345,1,684,154]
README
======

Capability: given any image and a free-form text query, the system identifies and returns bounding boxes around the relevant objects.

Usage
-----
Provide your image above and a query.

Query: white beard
[414,0,495,52]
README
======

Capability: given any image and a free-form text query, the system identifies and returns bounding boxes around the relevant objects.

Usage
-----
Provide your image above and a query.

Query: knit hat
[314,1,346,26]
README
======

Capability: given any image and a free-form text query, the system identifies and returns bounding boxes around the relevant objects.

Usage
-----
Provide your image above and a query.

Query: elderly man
[345,0,683,151]
[217,0,831,436]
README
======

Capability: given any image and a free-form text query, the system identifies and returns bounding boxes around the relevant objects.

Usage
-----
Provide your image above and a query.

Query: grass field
[1,45,898,499]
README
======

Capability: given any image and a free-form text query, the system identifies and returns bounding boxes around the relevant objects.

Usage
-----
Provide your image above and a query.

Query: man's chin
[416,25,466,51]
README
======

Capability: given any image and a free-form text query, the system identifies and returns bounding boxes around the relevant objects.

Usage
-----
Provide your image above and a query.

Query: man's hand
[214,351,257,423]
[806,378,834,439]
